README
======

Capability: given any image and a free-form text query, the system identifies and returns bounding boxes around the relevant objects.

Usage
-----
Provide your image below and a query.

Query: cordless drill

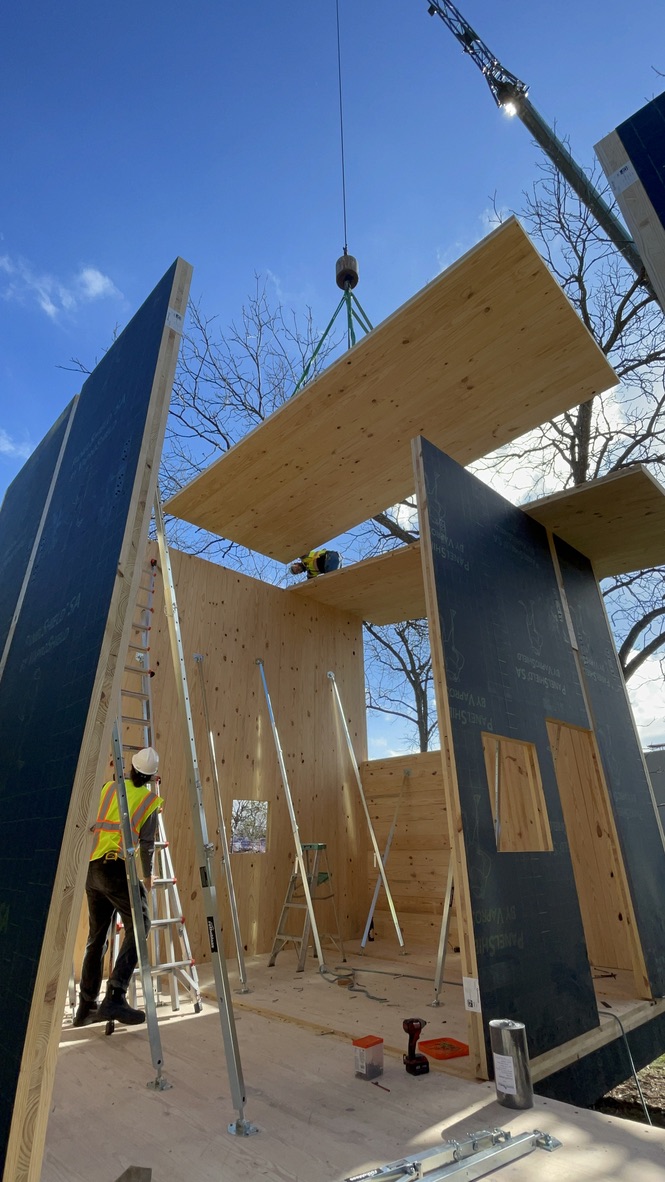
[403,1017,429,1075]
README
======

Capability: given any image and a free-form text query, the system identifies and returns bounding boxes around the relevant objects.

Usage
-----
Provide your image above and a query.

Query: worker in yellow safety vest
[73,747,163,1027]
[289,549,342,579]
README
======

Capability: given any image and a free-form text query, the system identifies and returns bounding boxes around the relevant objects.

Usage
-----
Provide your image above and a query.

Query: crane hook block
[336,253,359,290]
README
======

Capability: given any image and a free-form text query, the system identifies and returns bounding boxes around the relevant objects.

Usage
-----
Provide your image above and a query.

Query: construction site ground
[597,1055,665,1128]
[46,945,665,1182]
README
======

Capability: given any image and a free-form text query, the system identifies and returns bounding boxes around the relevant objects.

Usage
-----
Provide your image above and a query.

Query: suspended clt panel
[596,92,665,314]
[525,466,665,578]
[165,218,616,562]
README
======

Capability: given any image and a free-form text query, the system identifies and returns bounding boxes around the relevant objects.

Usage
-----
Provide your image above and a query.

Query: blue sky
[2,1,665,751]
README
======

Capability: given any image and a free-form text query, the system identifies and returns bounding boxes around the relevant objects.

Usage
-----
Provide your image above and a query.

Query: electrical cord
[318,959,463,1002]
[598,1008,652,1125]
[319,962,388,1002]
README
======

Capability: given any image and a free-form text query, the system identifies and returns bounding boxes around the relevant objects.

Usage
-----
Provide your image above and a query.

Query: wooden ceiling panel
[166,219,616,561]
[288,543,426,626]
[525,465,665,579]
[288,468,665,626]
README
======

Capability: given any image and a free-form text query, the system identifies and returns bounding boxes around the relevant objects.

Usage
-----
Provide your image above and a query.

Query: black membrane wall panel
[0,399,77,658]
[645,751,665,810]
[0,260,178,1166]
[617,92,665,229]
[556,538,665,995]
[419,439,599,1063]
[536,1009,665,1108]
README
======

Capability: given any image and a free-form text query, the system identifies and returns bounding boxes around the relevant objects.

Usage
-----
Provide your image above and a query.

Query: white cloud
[434,207,513,277]
[0,254,121,320]
[0,428,32,461]
[627,654,665,750]
[480,205,511,232]
[389,499,419,533]
[76,267,119,300]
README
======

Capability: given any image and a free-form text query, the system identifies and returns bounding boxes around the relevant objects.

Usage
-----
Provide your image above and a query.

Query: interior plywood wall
[358,752,458,952]
[142,544,368,961]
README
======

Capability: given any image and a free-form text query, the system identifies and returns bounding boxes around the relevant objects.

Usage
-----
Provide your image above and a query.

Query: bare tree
[162,283,435,746]
[364,619,437,753]
[359,160,665,743]
[473,158,665,682]
[163,161,665,749]
[161,278,341,579]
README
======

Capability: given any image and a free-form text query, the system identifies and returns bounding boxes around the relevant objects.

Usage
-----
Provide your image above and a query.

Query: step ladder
[269,843,345,971]
[117,556,201,1014]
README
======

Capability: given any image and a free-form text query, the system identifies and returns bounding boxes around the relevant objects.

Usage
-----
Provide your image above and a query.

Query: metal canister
[489,1019,534,1109]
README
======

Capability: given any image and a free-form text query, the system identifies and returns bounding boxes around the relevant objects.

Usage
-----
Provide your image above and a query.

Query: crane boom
[425,0,645,280]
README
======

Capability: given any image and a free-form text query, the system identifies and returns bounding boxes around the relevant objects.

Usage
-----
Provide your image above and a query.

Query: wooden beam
[531,995,665,1084]
[165,218,616,561]
[525,465,665,579]
[412,437,486,1078]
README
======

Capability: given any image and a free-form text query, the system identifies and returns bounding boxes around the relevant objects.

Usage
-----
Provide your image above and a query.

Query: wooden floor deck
[44,947,665,1182]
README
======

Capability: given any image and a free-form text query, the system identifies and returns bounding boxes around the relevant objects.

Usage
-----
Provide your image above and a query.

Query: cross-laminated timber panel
[414,436,663,1082]
[525,465,665,579]
[0,259,191,1182]
[358,752,459,952]
[144,544,368,961]
[287,466,665,626]
[595,93,665,314]
[289,543,427,625]
[165,217,616,561]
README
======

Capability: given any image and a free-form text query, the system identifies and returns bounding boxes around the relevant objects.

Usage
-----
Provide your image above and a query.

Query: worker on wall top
[289,549,342,579]
[74,746,163,1028]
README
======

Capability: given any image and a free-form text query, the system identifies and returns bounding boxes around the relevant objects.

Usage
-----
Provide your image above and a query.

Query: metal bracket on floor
[342,1126,561,1181]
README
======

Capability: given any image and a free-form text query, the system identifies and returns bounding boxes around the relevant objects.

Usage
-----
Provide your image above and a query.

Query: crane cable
[335,0,349,255]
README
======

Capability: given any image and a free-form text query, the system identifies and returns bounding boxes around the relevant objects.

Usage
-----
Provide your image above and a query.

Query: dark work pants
[79,857,151,1002]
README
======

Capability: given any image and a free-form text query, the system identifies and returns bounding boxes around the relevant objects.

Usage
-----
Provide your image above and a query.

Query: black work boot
[73,998,99,1027]
[97,987,145,1025]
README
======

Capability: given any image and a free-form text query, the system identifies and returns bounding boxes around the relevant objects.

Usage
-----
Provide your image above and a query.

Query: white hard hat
[132,747,159,776]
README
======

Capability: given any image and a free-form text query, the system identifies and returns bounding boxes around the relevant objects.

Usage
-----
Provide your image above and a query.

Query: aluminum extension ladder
[116,556,201,1015]
[154,494,255,1136]
[269,842,345,971]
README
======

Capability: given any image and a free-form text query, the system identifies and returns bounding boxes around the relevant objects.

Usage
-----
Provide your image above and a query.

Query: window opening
[230,800,268,853]
[481,733,552,853]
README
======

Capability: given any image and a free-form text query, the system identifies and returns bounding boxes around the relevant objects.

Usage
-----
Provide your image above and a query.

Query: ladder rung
[122,689,151,702]
[121,713,151,726]
[127,643,149,653]
[147,959,194,973]
[151,916,185,928]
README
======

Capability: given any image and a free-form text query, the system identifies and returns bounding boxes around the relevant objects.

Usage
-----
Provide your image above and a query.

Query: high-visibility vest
[301,550,326,578]
[90,779,163,862]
